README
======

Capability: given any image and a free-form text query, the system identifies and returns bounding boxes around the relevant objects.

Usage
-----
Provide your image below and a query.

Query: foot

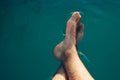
[53,12,84,61]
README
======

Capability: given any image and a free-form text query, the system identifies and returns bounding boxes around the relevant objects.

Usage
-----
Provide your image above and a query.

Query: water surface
[0,0,120,80]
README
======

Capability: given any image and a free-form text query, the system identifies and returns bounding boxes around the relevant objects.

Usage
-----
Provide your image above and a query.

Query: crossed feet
[52,12,94,80]
[53,12,84,61]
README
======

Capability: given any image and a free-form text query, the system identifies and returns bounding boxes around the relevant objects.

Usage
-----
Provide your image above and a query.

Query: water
[0,0,120,80]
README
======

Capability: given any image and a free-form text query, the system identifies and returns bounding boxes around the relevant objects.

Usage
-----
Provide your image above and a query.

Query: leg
[52,65,67,80]
[63,48,94,80]
[63,12,94,80]
[53,12,94,80]
[52,17,84,80]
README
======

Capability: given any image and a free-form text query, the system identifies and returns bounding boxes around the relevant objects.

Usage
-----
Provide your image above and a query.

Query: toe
[71,12,81,23]
[76,23,84,43]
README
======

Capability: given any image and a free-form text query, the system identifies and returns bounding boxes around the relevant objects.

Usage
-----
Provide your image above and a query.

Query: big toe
[71,12,81,23]
[71,12,81,22]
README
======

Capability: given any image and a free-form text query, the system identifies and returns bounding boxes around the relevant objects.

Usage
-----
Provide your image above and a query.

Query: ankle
[63,46,78,60]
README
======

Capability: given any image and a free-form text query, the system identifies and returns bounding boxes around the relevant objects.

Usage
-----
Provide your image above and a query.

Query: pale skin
[52,12,94,80]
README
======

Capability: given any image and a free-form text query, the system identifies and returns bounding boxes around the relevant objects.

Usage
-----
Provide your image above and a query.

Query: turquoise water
[0,0,120,80]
